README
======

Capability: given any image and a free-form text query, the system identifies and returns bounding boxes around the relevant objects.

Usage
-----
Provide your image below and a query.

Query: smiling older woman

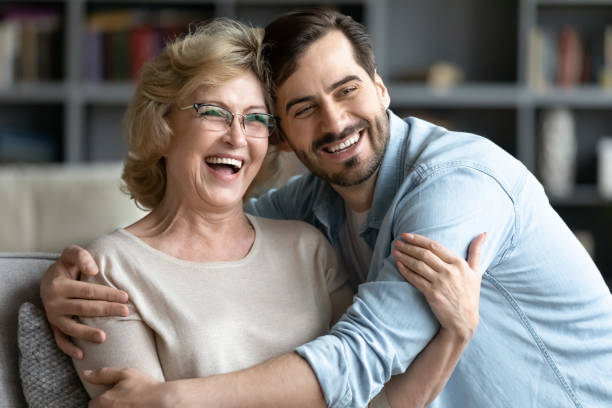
[68,18,484,408]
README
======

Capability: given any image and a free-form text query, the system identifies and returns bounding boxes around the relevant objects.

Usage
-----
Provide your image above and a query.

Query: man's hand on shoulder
[40,245,130,359]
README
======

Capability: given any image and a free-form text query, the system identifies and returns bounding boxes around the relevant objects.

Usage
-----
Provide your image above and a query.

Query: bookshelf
[0,0,611,285]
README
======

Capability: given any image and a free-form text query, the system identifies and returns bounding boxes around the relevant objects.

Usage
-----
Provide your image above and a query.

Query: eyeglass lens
[195,104,273,137]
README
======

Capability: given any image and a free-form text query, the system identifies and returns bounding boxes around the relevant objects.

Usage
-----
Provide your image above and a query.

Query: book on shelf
[84,9,199,82]
[528,24,610,90]
[0,5,62,87]
[0,128,57,163]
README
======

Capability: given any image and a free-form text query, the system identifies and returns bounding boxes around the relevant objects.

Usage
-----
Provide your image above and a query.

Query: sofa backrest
[0,253,57,408]
[0,163,147,253]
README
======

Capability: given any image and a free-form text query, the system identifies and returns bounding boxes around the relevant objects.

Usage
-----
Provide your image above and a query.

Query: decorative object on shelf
[427,61,464,90]
[539,108,576,198]
[529,23,611,90]
[597,136,612,199]
[602,25,612,89]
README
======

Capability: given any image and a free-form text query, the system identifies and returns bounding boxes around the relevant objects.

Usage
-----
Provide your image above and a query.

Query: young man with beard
[41,8,612,408]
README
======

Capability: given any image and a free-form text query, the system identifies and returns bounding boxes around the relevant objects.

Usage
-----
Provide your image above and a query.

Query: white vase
[539,108,577,198]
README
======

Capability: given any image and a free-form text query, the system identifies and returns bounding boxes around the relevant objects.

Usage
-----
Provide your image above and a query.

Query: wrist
[438,325,474,346]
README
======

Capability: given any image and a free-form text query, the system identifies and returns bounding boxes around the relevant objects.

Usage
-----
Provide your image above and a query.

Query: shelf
[535,0,612,6]
[81,83,135,104]
[0,83,67,103]
[530,87,612,108]
[549,185,612,206]
[389,83,522,107]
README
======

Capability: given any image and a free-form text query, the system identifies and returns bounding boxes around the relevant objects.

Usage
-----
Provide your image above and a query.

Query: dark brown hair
[262,8,376,91]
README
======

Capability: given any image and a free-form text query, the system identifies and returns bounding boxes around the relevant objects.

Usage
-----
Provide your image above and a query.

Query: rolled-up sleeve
[297,165,516,407]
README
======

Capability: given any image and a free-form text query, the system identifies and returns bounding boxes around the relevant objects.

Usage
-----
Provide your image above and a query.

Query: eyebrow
[284,75,362,114]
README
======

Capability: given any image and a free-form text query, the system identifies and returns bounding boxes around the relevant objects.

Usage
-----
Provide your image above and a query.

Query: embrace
[41,8,612,408]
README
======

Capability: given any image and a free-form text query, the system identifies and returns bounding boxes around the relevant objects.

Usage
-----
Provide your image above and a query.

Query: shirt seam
[413,160,518,270]
[483,273,584,408]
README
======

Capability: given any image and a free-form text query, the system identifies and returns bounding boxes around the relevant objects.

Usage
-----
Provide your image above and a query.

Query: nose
[223,115,248,147]
[319,99,348,136]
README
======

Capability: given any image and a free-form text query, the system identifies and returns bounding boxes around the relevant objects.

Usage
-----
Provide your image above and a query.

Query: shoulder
[83,230,142,286]
[403,116,525,193]
[86,229,135,262]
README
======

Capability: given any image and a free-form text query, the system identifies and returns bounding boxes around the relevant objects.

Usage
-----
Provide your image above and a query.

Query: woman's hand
[83,368,176,408]
[392,233,486,340]
[40,245,129,359]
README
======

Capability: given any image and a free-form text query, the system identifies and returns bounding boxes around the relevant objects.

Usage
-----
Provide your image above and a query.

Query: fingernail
[83,370,92,376]
[94,332,104,342]
[74,352,83,360]
[119,292,129,302]
[121,306,129,317]
[403,233,414,240]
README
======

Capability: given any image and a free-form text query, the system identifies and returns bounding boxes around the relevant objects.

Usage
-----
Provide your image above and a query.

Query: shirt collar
[366,110,409,230]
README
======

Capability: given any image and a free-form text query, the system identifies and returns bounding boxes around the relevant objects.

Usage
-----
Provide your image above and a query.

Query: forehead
[191,70,266,106]
[276,31,366,101]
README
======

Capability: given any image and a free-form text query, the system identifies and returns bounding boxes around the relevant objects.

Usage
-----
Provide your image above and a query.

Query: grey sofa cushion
[0,253,57,408]
[17,302,89,408]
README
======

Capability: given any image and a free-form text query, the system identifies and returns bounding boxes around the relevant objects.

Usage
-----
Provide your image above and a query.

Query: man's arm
[84,352,325,408]
[384,233,484,407]
[296,168,515,407]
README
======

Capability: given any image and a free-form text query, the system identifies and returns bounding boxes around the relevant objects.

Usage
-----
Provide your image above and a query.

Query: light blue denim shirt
[245,111,612,408]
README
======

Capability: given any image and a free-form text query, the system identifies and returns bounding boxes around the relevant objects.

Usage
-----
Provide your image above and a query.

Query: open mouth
[323,131,362,154]
[205,156,244,175]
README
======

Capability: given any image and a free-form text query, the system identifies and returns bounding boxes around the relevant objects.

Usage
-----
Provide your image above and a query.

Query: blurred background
[0,0,610,287]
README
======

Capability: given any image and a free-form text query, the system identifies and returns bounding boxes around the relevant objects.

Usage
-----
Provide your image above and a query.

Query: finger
[57,298,129,318]
[401,233,459,264]
[393,241,447,275]
[53,316,106,343]
[397,261,431,294]
[82,367,123,385]
[60,246,99,277]
[467,232,487,272]
[62,280,129,303]
[393,249,437,282]
[52,326,83,360]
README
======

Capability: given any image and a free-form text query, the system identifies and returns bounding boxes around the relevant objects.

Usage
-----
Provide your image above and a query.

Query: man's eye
[341,86,357,96]
[295,105,314,117]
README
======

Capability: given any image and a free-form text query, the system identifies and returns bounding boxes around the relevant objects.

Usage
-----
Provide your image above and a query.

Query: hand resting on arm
[75,233,485,408]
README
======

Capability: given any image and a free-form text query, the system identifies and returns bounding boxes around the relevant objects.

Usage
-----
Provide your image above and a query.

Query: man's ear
[373,70,390,109]
[278,139,293,152]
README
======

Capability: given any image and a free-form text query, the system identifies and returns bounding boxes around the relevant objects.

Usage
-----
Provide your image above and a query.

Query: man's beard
[292,109,389,187]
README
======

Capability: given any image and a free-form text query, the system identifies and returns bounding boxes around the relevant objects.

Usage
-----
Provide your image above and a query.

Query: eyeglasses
[179,103,276,138]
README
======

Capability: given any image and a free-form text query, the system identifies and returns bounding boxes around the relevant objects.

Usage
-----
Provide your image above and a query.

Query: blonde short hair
[122,18,278,210]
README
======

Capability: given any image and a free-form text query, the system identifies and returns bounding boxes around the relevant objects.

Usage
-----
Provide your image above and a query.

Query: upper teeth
[328,134,360,153]
[206,157,243,169]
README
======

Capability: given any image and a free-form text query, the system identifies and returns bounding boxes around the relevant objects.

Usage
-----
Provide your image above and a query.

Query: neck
[126,193,254,262]
[331,166,380,213]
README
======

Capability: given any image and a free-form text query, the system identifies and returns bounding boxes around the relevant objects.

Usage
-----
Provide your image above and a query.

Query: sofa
[0,252,58,408]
